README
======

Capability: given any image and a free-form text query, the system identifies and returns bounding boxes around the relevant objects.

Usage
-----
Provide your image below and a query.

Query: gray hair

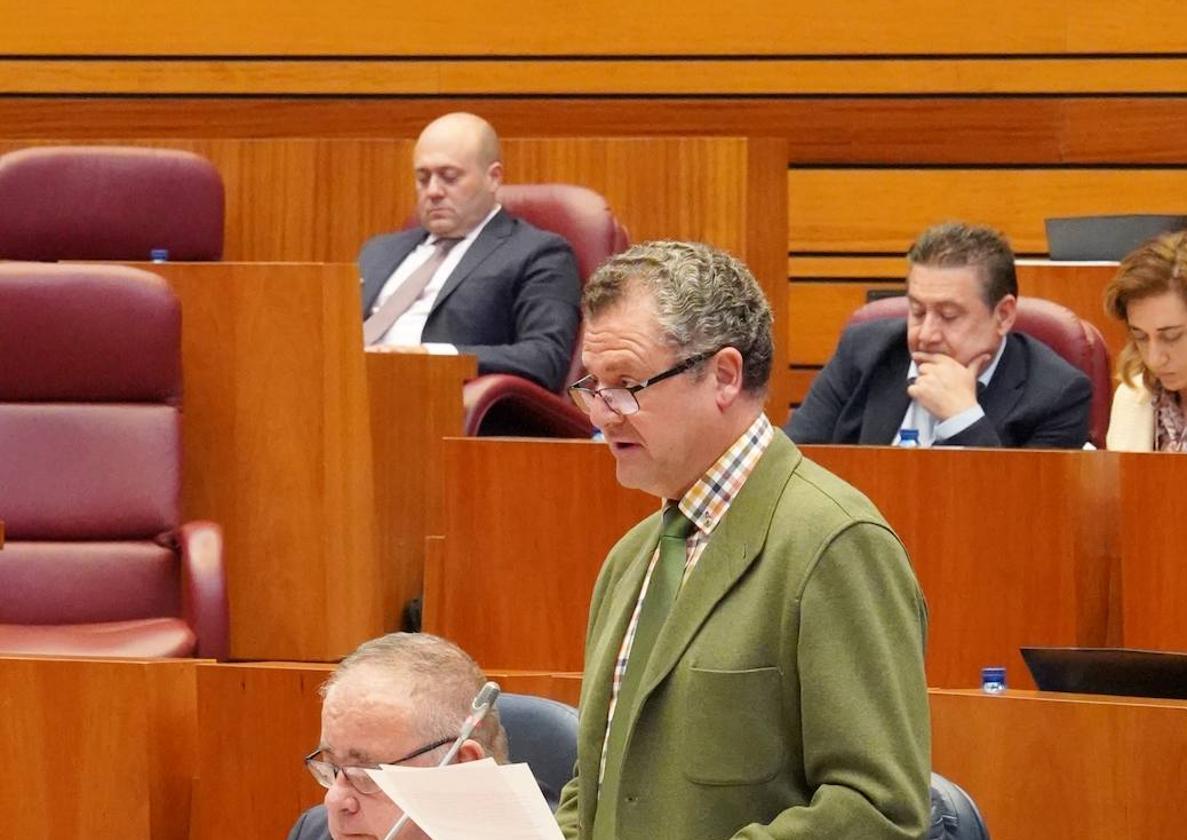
[322,632,509,763]
[907,221,1018,307]
[583,241,773,395]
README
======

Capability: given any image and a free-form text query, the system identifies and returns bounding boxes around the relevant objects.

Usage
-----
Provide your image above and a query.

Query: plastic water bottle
[150,248,169,263]
[981,666,1007,694]
[897,428,921,448]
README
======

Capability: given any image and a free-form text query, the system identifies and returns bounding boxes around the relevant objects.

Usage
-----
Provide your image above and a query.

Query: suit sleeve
[453,237,581,393]
[944,367,1092,449]
[785,329,860,444]
[555,767,581,839]
[734,522,931,840]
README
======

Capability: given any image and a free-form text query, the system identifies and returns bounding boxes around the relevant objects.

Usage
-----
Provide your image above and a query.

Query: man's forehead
[906,263,986,303]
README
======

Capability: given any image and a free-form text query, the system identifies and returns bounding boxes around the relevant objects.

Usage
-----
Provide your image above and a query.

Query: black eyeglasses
[304,735,455,795]
[568,350,718,417]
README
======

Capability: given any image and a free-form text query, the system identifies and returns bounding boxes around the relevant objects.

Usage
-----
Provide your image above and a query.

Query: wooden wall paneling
[427,439,1122,687]
[158,261,383,661]
[191,662,329,840]
[425,438,655,672]
[0,98,1185,168]
[931,689,1187,840]
[787,281,905,366]
[0,656,198,840]
[788,168,1187,255]
[802,447,1121,689]
[11,57,1187,97]
[1118,453,1187,652]
[367,354,475,631]
[1016,261,1127,361]
[1,2,1179,57]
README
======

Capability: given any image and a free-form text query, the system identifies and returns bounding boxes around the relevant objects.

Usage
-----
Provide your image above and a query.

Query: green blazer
[555,431,931,840]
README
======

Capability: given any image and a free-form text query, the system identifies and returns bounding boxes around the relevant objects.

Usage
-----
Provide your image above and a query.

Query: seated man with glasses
[288,632,509,840]
[558,241,930,840]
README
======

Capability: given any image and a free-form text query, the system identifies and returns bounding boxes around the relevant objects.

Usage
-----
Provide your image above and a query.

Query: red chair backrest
[0,145,224,261]
[496,183,629,388]
[846,294,1113,447]
[0,263,184,625]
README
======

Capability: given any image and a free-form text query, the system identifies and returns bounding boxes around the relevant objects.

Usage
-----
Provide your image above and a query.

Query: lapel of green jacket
[637,432,801,698]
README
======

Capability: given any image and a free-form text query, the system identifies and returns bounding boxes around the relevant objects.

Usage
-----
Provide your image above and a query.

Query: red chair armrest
[178,521,228,660]
[463,374,595,438]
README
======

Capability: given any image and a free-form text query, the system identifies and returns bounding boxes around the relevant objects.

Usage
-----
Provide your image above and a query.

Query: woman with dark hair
[1104,230,1187,451]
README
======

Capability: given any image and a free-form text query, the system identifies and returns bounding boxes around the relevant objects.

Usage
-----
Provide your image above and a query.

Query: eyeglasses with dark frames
[567,349,718,417]
[303,735,456,795]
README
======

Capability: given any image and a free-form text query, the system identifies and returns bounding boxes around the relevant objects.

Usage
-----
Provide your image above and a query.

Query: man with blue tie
[787,221,1092,448]
[359,112,581,393]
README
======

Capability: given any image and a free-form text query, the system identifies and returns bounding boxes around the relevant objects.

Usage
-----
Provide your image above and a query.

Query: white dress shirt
[370,204,502,353]
[894,337,1008,447]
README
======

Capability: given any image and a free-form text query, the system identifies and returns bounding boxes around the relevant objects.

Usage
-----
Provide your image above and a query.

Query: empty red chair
[0,263,227,657]
[0,145,224,261]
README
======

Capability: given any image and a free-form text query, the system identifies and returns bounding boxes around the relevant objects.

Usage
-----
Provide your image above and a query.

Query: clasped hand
[907,351,990,421]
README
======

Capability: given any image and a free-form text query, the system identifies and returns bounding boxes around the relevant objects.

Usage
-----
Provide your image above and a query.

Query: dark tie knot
[661,505,697,541]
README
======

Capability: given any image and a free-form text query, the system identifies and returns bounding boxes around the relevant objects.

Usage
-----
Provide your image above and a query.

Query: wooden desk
[0,656,198,840]
[426,440,1121,688]
[105,262,472,661]
[932,689,1187,840]
[189,661,581,840]
[1118,452,1187,653]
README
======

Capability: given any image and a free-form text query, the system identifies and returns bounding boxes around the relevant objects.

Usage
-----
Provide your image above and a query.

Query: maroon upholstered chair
[461,183,630,437]
[0,263,228,658]
[0,145,224,261]
[846,294,1113,448]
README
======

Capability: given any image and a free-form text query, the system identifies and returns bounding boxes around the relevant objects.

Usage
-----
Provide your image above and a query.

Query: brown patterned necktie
[363,237,461,345]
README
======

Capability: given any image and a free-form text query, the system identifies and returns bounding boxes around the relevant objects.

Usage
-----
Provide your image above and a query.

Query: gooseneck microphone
[381,680,502,840]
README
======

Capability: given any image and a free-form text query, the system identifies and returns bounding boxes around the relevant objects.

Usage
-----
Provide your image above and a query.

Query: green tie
[592,505,696,840]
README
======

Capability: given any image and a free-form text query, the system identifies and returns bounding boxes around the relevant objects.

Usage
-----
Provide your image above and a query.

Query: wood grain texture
[809,447,1121,689]
[932,689,1187,840]
[787,281,905,365]
[158,262,383,661]
[191,661,330,840]
[0,2,1181,56]
[426,439,1123,688]
[0,656,197,840]
[8,57,1187,96]
[425,438,655,672]
[3,98,1187,167]
[367,353,475,631]
[1118,453,1187,651]
[789,168,1187,255]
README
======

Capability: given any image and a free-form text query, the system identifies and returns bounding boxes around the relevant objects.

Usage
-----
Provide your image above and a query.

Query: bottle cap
[150,248,169,262]
[981,666,1006,682]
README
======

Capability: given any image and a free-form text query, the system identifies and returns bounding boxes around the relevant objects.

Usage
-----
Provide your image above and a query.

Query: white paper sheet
[366,758,564,840]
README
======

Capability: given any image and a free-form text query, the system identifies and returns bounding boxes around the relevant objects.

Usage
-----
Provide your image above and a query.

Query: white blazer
[1106,381,1155,451]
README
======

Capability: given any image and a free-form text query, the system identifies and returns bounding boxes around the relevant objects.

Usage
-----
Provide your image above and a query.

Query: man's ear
[456,738,487,764]
[994,294,1018,335]
[712,347,745,409]
[486,161,504,189]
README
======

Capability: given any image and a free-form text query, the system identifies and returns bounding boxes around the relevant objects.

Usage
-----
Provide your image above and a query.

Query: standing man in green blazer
[557,241,931,840]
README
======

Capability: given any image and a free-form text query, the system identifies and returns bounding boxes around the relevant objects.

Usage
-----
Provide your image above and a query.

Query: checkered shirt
[599,412,774,781]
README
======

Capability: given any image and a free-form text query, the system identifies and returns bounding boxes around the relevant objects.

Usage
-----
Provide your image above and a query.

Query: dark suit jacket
[359,209,581,393]
[786,319,1092,448]
[286,805,329,840]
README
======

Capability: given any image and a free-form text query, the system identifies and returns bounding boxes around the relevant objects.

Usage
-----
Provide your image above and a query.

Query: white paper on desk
[366,758,564,840]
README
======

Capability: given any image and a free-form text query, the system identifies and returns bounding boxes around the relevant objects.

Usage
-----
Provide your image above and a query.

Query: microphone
[381,680,502,840]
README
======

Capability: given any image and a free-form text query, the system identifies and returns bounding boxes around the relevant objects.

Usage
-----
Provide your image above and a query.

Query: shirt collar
[427,203,501,248]
[668,413,774,537]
